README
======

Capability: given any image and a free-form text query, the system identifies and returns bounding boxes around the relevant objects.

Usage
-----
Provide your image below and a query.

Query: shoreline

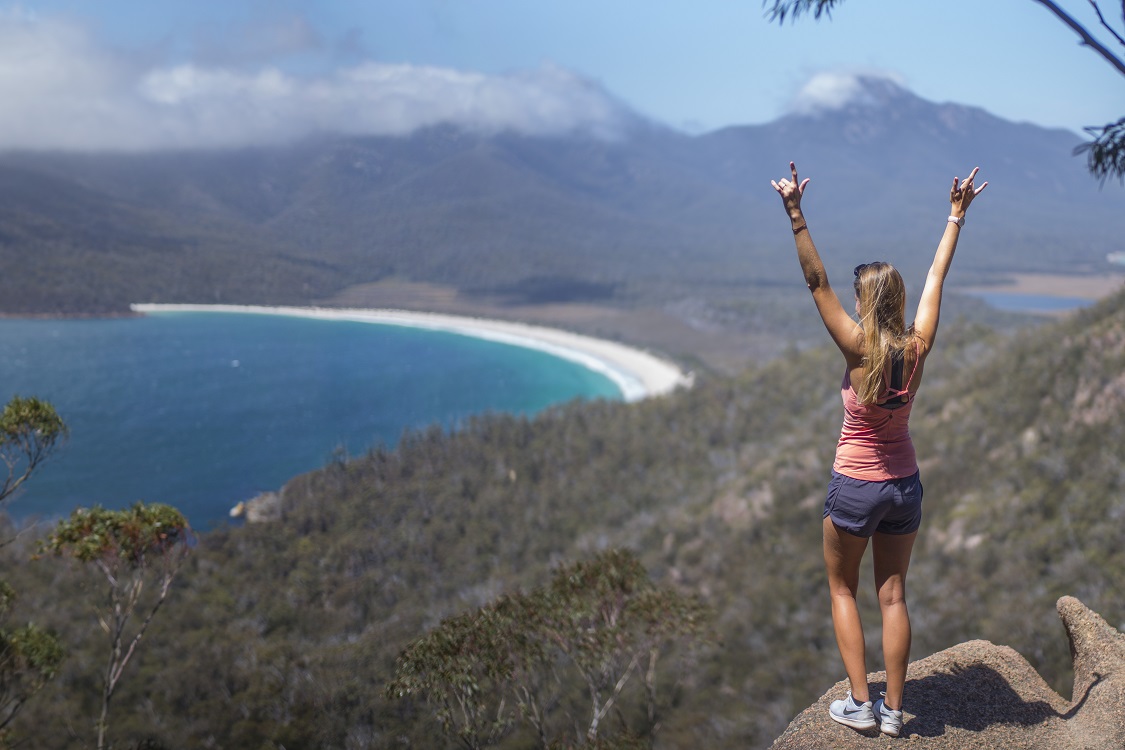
[958,272,1125,300]
[130,303,693,402]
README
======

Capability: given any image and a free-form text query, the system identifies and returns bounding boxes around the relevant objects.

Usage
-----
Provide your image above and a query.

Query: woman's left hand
[949,166,987,217]
[771,161,811,219]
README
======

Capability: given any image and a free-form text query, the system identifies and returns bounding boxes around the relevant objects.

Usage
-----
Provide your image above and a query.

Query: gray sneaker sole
[879,720,902,737]
[829,711,877,730]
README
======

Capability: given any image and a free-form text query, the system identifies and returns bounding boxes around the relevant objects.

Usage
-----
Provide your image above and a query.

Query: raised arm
[913,167,988,355]
[772,161,862,364]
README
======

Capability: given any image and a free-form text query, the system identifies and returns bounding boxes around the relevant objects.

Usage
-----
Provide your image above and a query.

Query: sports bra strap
[880,340,920,409]
[889,351,904,393]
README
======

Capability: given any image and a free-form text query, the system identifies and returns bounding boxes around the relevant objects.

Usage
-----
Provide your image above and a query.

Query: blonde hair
[853,262,915,405]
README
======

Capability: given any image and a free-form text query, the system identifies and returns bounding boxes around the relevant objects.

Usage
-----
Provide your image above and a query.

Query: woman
[771,162,986,737]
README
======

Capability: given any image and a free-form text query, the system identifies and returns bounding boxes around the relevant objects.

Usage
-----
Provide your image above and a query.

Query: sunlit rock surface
[770,597,1125,749]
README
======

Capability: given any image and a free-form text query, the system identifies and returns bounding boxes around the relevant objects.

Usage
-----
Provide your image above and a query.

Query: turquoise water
[0,312,621,526]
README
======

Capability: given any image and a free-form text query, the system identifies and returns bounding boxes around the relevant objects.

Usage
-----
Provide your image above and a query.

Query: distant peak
[788,72,912,116]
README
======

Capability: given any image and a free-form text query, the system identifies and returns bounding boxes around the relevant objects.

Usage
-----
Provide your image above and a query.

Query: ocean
[0,312,621,527]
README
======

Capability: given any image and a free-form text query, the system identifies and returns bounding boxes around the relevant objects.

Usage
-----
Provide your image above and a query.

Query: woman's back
[844,335,927,409]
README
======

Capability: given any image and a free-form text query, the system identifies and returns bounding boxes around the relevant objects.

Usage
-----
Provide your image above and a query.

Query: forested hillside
[2,78,1122,326]
[2,288,1123,748]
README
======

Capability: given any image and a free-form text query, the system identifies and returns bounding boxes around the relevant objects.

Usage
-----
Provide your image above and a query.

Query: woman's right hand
[949,167,987,217]
[771,161,810,220]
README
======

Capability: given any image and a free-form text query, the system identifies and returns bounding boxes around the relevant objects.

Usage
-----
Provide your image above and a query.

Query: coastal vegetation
[42,504,193,750]
[0,396,67,747]
[0,287,1122,747]
[387,548,710,749]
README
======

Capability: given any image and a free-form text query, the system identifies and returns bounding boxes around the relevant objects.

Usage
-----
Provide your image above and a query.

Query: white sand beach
[130,304,693,402]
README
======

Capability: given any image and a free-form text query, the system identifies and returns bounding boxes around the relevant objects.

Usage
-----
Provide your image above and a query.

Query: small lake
[961,291,1096,314]
[0,312,622,527]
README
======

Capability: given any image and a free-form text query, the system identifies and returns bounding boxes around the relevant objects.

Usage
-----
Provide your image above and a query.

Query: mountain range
[1,76,1121,321]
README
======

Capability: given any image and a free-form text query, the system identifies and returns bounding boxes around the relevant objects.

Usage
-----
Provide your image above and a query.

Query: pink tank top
[832,353,920,481]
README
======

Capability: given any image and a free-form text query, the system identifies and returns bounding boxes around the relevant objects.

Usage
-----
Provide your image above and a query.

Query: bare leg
[872,530,918,711]
[823,516,871,702]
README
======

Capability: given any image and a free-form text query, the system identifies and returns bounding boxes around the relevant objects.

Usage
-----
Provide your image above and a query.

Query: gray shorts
[823,470,922,537]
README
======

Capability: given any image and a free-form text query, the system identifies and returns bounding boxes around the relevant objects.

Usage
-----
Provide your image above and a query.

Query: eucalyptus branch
[0,524,37,550]
[0,694,26,730]
[763,0,841,24]
[106,572,174,695]
[515,683,548,748]
[0,467,32,506]
[1031,0,1125,76]
[93,559,118,591]
[0,458,15,501]
[645,647,659,725]
[587,652,640,740]
[1088,0,1125,47]
[454,693,473,750]
[1076,117,1125,181]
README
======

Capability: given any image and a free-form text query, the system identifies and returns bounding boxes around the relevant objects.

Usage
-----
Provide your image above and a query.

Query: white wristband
[948,215,965,227]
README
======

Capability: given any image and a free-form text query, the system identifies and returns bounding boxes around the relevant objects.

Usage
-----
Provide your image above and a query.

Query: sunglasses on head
[853,263,881,278]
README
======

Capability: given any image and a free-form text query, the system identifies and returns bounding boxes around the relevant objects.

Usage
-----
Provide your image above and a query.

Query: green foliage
[43,503,190,567]
[389,549,709,749]
[0,581,64,741]
[0,396,67,506]
[763,0,840,23]
[0,395,67,747]
[0,626,62,685]
[0,622,65,716]
[1077,117,1125,184]
[389,597,526,748]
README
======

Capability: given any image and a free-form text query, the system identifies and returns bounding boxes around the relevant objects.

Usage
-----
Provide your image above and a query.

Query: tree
[0,396,67,511]
[764,0,1125,182]
[388,549,710,749]
[0,581,65,749]
[0,396,67,748]
[387,596,527,749]
[43,503,193,750]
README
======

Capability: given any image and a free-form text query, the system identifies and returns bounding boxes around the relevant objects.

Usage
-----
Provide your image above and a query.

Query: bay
[0,312,621,527]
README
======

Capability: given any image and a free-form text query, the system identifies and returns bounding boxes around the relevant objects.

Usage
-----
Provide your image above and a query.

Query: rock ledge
[770,596,1125,749]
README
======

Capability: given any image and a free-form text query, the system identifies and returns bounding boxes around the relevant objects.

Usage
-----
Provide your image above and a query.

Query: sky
[1,0,1123,150]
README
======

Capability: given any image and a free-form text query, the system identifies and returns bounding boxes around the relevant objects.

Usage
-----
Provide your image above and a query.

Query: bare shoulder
[906,332,929,392]
[912,331,932,361]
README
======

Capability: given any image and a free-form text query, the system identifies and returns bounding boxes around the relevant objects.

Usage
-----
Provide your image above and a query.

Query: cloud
[0,13,631,151]
[788,70,907,115]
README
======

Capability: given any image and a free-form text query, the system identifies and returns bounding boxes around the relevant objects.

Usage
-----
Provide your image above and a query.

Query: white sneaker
[873,696,904,737]
[828,690,876,730]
